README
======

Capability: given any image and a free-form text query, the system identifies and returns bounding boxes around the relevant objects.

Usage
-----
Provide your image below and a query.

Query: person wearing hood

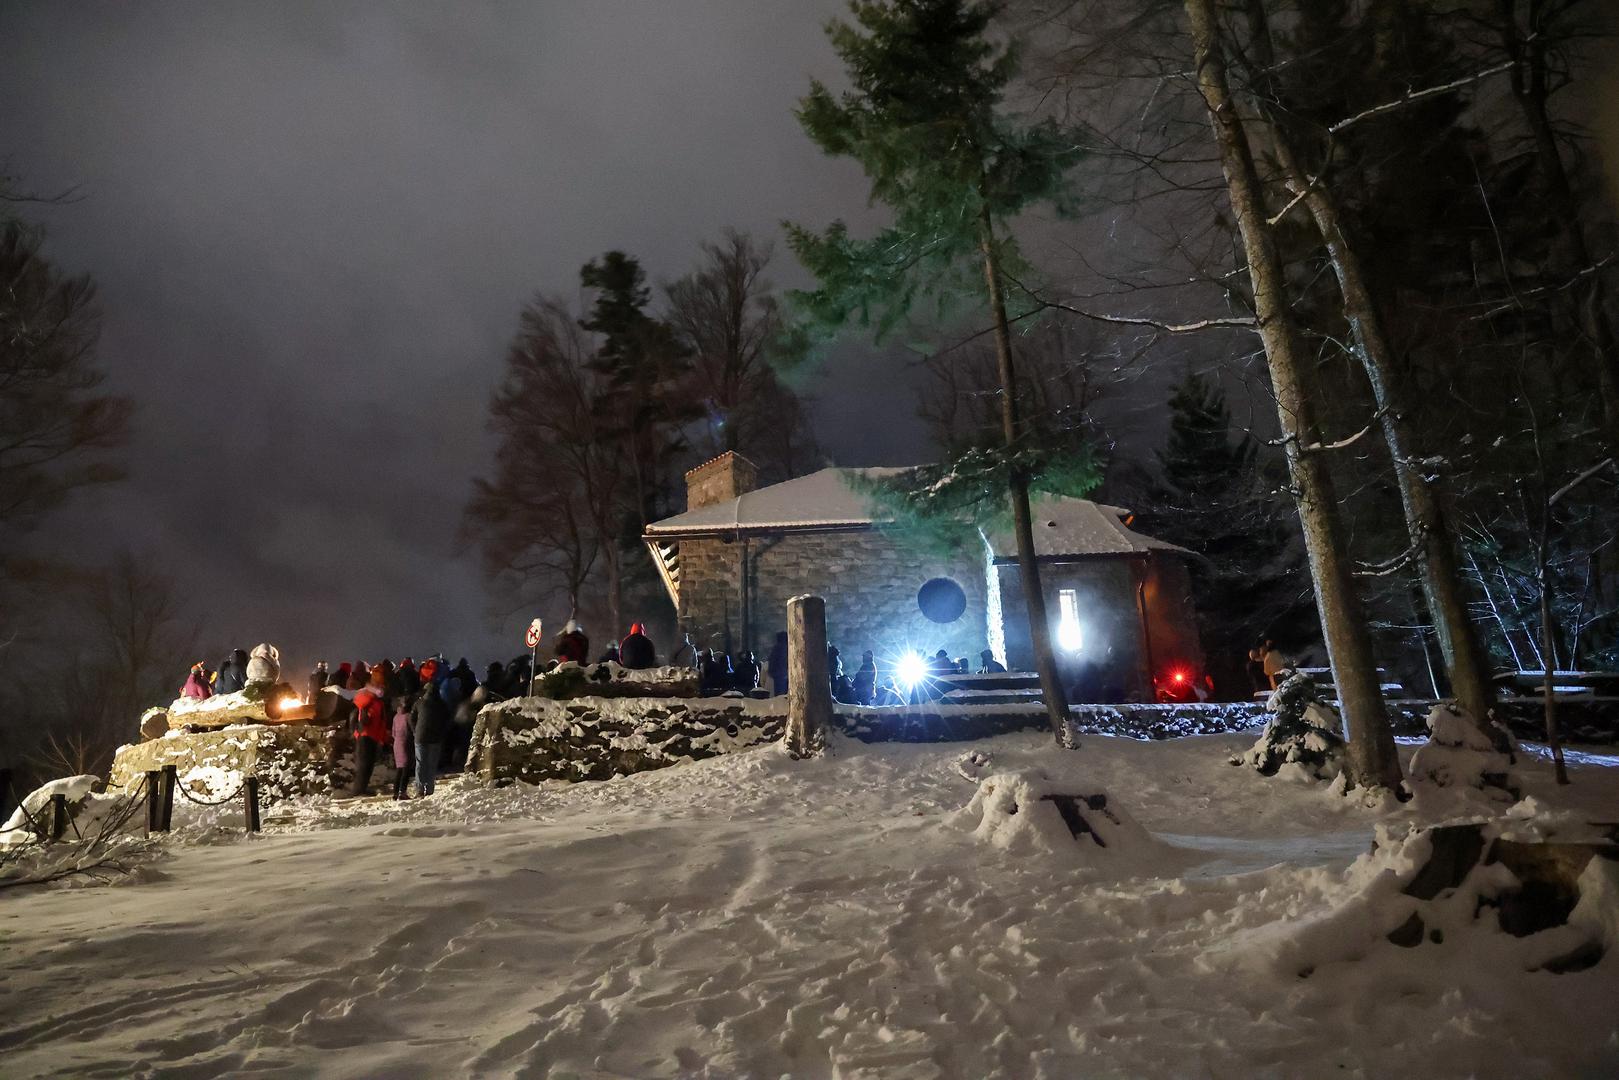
[396,658,421,697]
[732,651,760,693]
[245,643,281,684]
[181,662,213,700]
[412,676,454,796]
[555,621,589,665]
[442,676,475,773]
[767,631,789,696]
[853,651,877,706]
[215,649,249,695]
[450,657,478,692]
[619,623,655,670]
[699,649,732,693]
[308,661,330,700]
[390,697,414,800]
[350,684,389,796]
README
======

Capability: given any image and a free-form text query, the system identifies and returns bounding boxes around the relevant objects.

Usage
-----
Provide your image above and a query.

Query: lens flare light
[896,651,929,690]
[1057,618,1084,653]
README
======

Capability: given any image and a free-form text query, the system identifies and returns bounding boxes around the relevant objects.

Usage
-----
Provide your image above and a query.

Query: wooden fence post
[159,764,177,832]
[244,776,261,834]
[146,771,162,835]
[785,594,831,759]
[50,793,68,840]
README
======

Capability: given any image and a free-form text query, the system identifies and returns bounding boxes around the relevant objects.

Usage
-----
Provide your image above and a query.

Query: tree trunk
[979,206,1075,748]
[1263,127,1501,735]
[1185,0,1401,789]
[785,594,830,758]
[604,541,623,643]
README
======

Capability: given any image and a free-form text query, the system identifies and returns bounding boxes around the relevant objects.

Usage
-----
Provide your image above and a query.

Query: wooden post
[785,594,831,759]
[244,776,261,834]
[160,764,177,832]
[0,767,12,824]
[50,793,68,841]
[146,770,162,835]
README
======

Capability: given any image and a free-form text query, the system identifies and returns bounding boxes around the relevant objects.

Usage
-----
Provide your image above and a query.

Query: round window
[917,577,967,623]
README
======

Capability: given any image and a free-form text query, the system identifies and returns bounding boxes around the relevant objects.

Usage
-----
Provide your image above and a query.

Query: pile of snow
[0,775,103,848]
[1407,702,1521,815]
[954,767,1157,863]
[1232,668,1345,782]
[168,687,263,716]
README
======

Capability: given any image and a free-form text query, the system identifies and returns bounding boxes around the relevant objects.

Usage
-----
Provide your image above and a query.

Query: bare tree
[466,297,630,633]
[0,222,131,543]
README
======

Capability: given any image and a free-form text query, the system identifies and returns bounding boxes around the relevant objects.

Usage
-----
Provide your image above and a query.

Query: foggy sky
[1,1,939,671]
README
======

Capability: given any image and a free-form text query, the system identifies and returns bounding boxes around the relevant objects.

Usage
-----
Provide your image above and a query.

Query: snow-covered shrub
[953,768,1154,860]
[1406,703,1520,815]
[1231,668,1345,782]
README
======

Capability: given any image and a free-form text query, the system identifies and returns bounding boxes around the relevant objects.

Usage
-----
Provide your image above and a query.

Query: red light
[1171,670,1188,684]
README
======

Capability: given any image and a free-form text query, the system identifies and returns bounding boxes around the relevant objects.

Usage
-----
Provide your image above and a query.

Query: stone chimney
[685,451,759,511]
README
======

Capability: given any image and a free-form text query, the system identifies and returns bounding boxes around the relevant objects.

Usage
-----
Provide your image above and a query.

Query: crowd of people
[175,621,1019,801]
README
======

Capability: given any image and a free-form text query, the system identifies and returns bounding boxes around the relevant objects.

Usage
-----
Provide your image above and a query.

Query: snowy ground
[1,732,1616,1079]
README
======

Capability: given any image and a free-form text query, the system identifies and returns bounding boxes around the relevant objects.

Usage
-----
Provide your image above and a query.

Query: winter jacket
[450,660,478,692]
[412,686,452,745]
[853,658,876,705]
[555,630,589,666]
[619,626,656,670]
[766,635,789,684]
[245,643,281,684]
[732,654,760,692]
[391,709,413,768]
[215,649,249,694]
[182,671,213,700]
[353,688,389,744]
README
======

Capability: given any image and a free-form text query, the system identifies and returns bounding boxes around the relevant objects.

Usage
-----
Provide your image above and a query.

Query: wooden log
[785,594,831,759]
[244,776,261,834]
[160,764,177,832]
[146,770,161,835]
[50,793,68,840]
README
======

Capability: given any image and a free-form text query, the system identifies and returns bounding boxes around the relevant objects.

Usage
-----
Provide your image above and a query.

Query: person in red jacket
[555,620,590,665]
[350,686,389,796]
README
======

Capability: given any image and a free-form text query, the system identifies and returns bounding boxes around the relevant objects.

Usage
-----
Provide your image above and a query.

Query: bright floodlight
[896,651,928,689]
[1057,618,1083,652]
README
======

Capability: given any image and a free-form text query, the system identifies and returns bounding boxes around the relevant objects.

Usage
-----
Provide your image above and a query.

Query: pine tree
[785,0,1088,745]
[1146,372,1314,695]
[578,251,693,532]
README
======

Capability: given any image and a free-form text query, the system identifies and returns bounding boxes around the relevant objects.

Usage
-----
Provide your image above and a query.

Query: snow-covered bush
[1231,668,1345,782]
[1406,703,1520,815]
[953,768,1154,861]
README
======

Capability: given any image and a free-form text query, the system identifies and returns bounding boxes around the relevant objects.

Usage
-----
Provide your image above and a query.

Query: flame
[278,695,303,711]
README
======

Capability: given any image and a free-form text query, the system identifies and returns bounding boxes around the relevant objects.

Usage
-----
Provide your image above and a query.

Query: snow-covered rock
[1,775,103,848]
[953,768,1156,862]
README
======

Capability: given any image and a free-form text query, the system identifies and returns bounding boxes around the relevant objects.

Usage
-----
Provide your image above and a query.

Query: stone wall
[472,696,786,784]
[110,723,340,801]
[679,527,991,663]
[471,694,1271,786]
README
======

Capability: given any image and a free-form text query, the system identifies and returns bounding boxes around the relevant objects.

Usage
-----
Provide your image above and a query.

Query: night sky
[0,1,929,670]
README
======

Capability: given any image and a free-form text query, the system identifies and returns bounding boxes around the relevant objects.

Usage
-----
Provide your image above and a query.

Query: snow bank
[0,774,102,847]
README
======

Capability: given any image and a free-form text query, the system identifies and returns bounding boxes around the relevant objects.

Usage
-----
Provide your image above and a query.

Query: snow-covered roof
[646,467,1190,558]
[645,467,905,535]
[983,497,1193,559]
